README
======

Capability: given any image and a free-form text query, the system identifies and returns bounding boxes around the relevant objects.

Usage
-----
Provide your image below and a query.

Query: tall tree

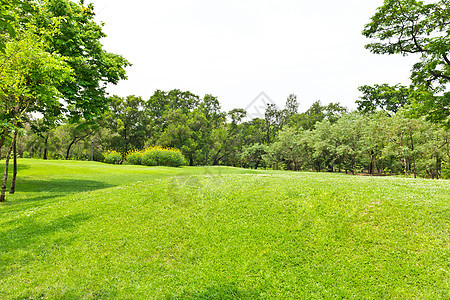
[104,95,147,155]
[363,0,450,125]
[145,89,200,143]
[1,0,129,201]
[32,0,131,122]
[357,84,412,115]
[284,94,299,121]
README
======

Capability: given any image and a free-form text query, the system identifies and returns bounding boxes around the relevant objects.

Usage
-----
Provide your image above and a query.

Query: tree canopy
[363,0,450,126]
[0,0,130,201]
[356,84,412,115]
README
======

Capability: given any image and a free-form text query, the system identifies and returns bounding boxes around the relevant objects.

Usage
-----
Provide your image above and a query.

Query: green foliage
[125,146,186,167]
[0,28,72,163]
[266,111,449,177]
[288,101,347,130]
[145,89,201,142]
[357,84,412,115]
[265,127,311,171]
[363,0,450,124]
[102,150,122,165]
[0,0,21,53]
[410,88,450,127]
[125,151,142,165]
[31,0,130,121]
[441,167,450,179]
[103,95,148,154]
[155,93,225,166]
[240,143,268,169]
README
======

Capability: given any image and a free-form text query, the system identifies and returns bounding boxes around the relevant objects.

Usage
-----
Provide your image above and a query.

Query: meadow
[0,159,449,299]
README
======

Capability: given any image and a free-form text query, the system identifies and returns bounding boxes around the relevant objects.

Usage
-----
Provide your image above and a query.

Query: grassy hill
[0,159,449,299]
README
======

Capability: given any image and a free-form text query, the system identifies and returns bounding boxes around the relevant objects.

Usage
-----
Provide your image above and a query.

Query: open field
[0,159,449,299]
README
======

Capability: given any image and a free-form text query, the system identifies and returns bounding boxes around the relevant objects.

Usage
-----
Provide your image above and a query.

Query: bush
[125,146,186,167]
[103,150,122,164]
[22,151,30,158]
[126,151,143,165]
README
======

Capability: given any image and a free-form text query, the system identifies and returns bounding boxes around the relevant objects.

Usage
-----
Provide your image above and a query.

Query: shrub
[125,146,186,167]
[126,151,143,165]
[103,150,122,164]
[22,151,30,158]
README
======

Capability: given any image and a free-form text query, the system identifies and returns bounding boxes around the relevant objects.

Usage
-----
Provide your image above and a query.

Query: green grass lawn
[0,159,449,299]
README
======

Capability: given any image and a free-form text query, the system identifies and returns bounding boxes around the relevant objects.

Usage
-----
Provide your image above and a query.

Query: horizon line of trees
[3,88,449,179]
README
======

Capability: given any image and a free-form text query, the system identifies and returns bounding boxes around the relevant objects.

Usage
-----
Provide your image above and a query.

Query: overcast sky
[87,0,419,112]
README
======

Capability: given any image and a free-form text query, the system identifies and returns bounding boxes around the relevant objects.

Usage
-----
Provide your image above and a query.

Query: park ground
[0,159,449,299]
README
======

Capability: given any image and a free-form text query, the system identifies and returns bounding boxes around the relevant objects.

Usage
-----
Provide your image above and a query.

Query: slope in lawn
[0,160,449,299]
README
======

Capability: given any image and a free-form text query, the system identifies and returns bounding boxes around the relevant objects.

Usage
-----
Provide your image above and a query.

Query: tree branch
[443,53,450,67]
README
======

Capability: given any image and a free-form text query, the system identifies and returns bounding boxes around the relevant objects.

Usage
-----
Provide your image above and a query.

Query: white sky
[88,0,419,112]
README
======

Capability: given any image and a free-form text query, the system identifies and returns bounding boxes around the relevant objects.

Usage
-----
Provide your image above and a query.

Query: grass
[0,159,449,299]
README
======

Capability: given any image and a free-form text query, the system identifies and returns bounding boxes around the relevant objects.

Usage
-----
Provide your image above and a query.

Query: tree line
[6,90,449,179]
[1,0,450,202]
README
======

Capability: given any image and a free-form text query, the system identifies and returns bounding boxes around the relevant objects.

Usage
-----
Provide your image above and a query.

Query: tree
[264,103,283,144]
[291,101,347,130]
[265,127,310,171]
[363,112,390,174]
[32,0,131,122]
[157,109,206,166]
[357,84,412,115]
[1,0,129,201]
[331,113,367,174]
[216,112,265,167]
[323,102,348,124]
[284,94,299,121]
[145,89,200,143]
[0,31,72,202]
[64,121,96,160]
[156,94,226,166]
[241,143,268,169]
[0,0,30,53]
[363,0,450,125]
[104,95,147,155]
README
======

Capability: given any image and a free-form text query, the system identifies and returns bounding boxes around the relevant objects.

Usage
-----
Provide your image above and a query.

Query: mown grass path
[0,159,449,299]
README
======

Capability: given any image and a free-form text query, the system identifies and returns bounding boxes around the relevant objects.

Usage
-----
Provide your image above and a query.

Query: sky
[87,0,420,113]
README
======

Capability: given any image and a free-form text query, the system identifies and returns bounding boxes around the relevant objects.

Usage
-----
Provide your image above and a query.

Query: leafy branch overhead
[362,0,450,126]
[363,0,450,89]
[0,0,130,201]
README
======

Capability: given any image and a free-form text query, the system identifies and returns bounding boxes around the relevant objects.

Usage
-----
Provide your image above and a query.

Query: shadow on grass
[0,162,31,173]
[167,284,262,300]
[3,178,116,206]
[0,213,91,256]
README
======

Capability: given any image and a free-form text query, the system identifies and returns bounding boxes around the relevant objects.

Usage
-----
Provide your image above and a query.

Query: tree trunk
[211,149,222,165]
[124,125,128,155]
[0,141,14,202]
[43,134,49,160]
[0,128,9,159]
[409,132,416,178]
[369,150,376,175]
[255,160,260,170]
[404,157,408,177]
[66,138,79,160]
[436,155,441,179]
[352,157,356,175]
[9,131,17,194]
[90,140,94,161]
